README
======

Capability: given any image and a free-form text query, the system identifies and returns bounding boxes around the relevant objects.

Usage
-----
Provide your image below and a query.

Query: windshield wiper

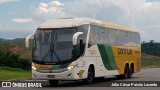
[41,48,51,62]
[50,43,61,62]
[50,31,61,62]
[41,31,61,63]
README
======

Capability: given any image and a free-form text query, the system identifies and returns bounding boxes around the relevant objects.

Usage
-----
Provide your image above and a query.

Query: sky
[0,0,160,42]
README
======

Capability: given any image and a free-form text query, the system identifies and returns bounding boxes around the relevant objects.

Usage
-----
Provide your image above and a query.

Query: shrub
[0,44,31,70]
[0,53,31,70]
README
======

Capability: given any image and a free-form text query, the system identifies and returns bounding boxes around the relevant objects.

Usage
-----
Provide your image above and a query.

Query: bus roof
[38,18,138,33]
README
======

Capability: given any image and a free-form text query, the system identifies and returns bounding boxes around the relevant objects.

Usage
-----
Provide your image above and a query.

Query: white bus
[25,18,141,86]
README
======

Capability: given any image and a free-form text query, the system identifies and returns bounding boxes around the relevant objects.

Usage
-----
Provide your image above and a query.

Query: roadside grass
[0,67,31,81]
[141,58,160,68]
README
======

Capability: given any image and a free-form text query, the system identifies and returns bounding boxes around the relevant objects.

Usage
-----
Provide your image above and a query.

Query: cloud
[0,0,19,4]
[48,1,64,6]
[31,0,160,41]
[31,1,65,23]
[11,18,33,23]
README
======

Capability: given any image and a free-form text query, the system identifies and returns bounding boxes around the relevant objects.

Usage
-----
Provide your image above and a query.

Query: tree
[141,40,160,56]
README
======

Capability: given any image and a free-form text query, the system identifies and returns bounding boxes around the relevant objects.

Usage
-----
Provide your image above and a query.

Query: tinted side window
[78,25,89,43]
[124,31,130,46]
[135,33,140,44]
[99,27,108,44]
[120,31,130,45]
[89,25,100,46]
[116,30,125,45]
[129,32,136,46]
[108,29,116,45]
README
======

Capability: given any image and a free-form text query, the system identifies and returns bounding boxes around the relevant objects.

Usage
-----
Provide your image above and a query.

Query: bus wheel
[49,80,59,86]
[84,66,95,84]
[128,64,134,78]
[123,65,129,79]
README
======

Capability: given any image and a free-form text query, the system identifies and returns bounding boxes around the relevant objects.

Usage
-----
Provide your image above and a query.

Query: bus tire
[123,64,129,79]
[83,66,95,84]
[49,80,59,86]
[128,64,134,78]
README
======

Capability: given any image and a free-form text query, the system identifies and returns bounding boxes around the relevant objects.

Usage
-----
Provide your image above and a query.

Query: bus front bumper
[32,69,81,80]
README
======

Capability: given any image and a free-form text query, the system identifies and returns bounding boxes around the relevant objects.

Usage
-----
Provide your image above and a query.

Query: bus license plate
[47,75,55,78]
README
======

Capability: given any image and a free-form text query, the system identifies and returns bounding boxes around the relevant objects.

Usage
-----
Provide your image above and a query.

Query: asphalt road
[1,68,160,90]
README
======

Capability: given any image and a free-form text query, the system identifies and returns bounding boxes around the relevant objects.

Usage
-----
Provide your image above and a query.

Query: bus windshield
[33,28,77,64]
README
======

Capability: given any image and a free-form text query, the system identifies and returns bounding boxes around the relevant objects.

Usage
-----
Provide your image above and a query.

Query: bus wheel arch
[116,62,129,79]
[83,64,95,84]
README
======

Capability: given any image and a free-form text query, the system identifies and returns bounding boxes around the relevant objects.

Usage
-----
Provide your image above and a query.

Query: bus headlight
[67,64,77,70]
[32,66,37,70]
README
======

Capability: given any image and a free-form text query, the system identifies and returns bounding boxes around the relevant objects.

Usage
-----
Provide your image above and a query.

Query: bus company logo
[118,48,132,55]
[2,82,11,87]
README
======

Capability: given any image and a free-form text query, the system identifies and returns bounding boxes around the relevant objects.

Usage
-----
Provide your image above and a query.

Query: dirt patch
[10,45,22,53]
[142,55,160,59]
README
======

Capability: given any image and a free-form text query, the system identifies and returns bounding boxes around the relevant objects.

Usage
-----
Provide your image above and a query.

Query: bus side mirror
[72,32,84,56]
[25,34,34,48]
[72,32,83,46]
